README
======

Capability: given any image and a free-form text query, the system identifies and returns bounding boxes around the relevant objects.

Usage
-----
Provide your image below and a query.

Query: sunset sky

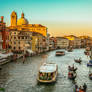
[0,0,92,37]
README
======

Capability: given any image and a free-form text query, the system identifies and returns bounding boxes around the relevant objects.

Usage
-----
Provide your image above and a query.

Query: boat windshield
[39,72,54,80]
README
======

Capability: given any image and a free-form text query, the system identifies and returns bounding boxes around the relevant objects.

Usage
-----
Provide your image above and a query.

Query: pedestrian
[23,55,25,64]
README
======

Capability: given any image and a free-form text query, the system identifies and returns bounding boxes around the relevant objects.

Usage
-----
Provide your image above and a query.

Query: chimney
[1,16,4,23]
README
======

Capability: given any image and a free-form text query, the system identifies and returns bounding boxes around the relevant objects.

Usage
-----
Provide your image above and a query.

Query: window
[14,42,16,44]
[22,36,24,39]
[19,47,20,49]
[14,37,16,39]
[14,47,16,49]
[18,37,20,39]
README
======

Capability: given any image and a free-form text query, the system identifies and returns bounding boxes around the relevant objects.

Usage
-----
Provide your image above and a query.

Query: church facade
[10,11,47,37]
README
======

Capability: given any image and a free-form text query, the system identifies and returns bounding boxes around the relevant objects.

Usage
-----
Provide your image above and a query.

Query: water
[0,49,92,92]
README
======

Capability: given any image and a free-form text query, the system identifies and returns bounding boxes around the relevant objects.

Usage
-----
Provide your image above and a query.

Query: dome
[17,12,29,26]
[17,18,29,25]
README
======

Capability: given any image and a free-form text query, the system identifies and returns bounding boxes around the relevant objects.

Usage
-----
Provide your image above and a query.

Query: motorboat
[87,60,92,67]
[37,63,58,83]
[56,51,65,56]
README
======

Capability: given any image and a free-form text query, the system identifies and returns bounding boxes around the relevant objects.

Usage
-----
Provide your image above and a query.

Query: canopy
[39,63,57,73]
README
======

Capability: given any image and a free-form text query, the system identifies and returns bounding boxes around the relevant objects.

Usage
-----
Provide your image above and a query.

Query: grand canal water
[0,49,92,92]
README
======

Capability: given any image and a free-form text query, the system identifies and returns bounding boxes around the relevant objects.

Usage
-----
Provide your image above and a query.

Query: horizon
[1,0,92,36]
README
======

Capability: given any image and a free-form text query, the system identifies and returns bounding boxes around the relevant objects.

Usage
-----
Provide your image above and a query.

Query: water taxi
[37,63,58,83]
[55,51,65,56]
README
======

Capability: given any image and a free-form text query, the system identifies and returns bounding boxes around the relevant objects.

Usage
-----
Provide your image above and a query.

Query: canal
[0,49,92,92]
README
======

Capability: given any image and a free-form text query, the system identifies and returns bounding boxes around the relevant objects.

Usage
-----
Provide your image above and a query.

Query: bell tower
[11,11,17,27]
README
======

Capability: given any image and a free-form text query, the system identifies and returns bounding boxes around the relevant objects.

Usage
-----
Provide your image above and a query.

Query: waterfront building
[56,37,69,49]
[9,11,47,37]
[65,35,81,48]
[80,36,92,48]
[49,37,57,50]
[8,29,32,53]
[8,11,48,54]
[0,16,8,50]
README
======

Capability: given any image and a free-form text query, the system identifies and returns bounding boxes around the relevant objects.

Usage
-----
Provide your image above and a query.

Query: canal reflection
[0,49,92,92]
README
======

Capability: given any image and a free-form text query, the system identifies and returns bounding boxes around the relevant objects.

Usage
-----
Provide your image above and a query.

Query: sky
[0,0,92,37]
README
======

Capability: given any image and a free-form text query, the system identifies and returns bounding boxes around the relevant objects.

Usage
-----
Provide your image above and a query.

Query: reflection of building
[8,29,32,53]
[56,37,69,49]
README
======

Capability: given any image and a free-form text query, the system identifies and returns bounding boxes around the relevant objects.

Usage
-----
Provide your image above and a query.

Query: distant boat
[74,58,82,63]
[87,60,92,67]
[89,68,92,79]
[55,51,65,56]
[37,63,58,83]
[68,65,77,72]
[68,71,77,80]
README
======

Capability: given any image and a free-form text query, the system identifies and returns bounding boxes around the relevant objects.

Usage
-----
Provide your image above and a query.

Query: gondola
[55,51,65,56]
[74,59,82,63]
[68,71,77,80]
[89,73,92,79]
[68,66,77,72]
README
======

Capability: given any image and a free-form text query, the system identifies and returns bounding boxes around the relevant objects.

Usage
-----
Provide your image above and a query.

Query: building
[8,11,48,53]
[65,35,81,48]
[0,16,8,50]
[80,36,92,48]
[56,37,69,49]
[49,37,57,50]
[8,29,32,53]
[9,11,47,37]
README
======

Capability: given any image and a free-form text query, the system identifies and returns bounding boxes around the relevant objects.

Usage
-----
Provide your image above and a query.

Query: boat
[37,63,58,83]
[89,73,92,79]
[84,51,89,55]
[0,52,14,65]
[55,51,65,56]
[68,71,77,80]
[68,66,77,72]
[74,58,82,63]
[87,60,92,67]
[67,48,73,52]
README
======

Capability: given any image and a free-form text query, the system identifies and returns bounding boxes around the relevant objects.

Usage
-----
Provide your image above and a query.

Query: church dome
[17,12,29,26]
